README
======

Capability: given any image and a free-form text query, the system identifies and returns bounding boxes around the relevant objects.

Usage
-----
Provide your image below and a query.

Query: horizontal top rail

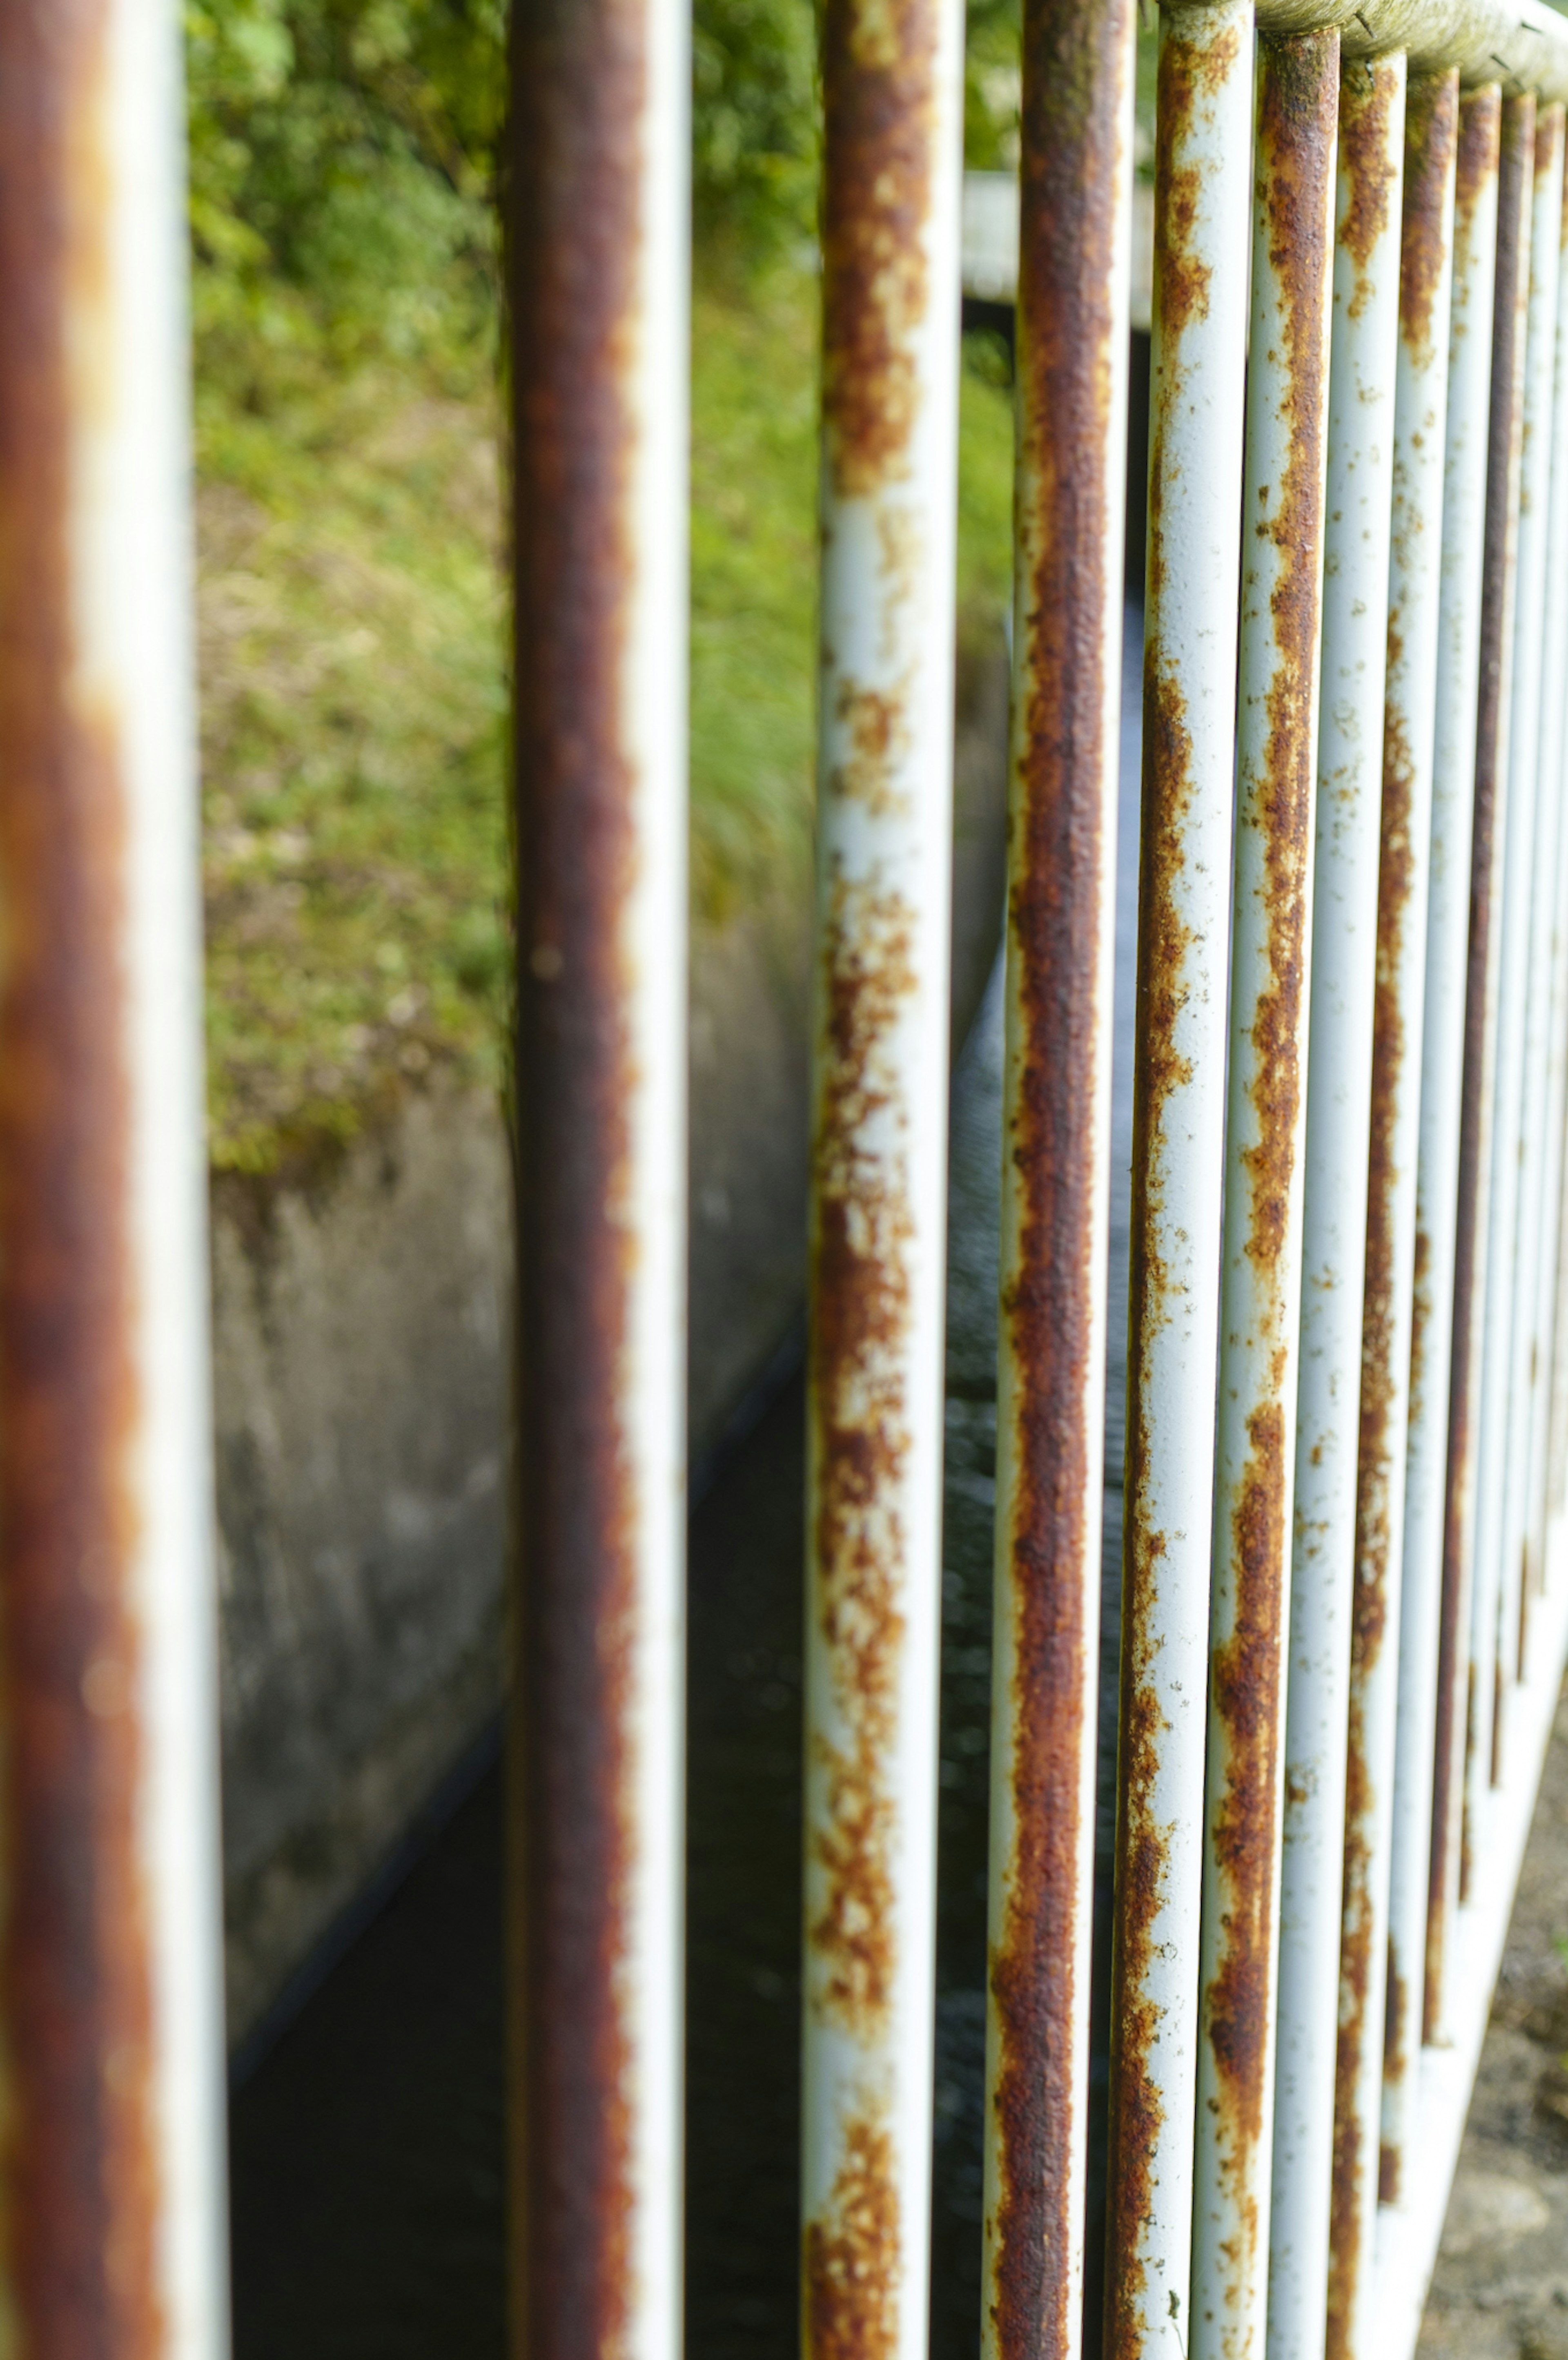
[1229,0,1568,100]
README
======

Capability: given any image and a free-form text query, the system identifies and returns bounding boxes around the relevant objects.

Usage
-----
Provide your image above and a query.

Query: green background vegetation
[188,0,1020,1171]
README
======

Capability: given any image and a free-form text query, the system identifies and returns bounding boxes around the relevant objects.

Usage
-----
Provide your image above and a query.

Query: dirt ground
[1420,1680,1568,2359]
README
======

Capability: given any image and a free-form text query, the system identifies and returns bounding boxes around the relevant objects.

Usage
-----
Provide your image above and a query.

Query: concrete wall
[214,638,1009,2048]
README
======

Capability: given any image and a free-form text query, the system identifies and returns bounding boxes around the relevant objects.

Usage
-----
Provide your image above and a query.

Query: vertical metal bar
[1269,54,1405,2360]
[0,2,228,2351]
[1383,78,1499,2144]
[799,0,963,2352]
[1104,9,1254,2356]
[0,5,229,2350]
[1331,67,1461,2282]
[1529,817,1568,1566]
[1332,65,1468,2339]
[1549,1089,1568,1523]
[1428,89,1534,2032]
[507,0,689,2349]
[1548,1088,1568,1524]
[1518,157,1568,1595]
[981,0,1134,2341]
[1191,36,1338,2360]
[1468,98,1564,1786]
[1509,146,1568,1652]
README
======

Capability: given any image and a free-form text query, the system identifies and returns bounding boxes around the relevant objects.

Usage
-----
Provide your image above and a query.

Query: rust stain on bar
[1105,20,1234,2352]
[1385,76,1467,1481]
[0,4,161,2350]
[804,2108,900,2360]
[1490,1637,1504,1784]
[1102,1614,1169,2360]
[1102,40,1203,2360]
[1455,80,1505,234]
[831,678,915,819]
[985,0,1132,2342]
[1338,55,1400,310]
[1327,73,1459,2340]
[807,872,916,2040]
[820,0,936,497]
[1409,1224,1432,1443]
[1379,1936,1406,2204]
[1152,25,1243,348]
[1202,31,1336,2255]
[507,0,651,2348]
[1397,71,1461,359]
[1427,86,1532,2040]
[1327,1666,1377,2360]
[803,0,943,2331]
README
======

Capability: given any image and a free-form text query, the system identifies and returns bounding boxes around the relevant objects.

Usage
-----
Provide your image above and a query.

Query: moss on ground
[199,258,1015,1173]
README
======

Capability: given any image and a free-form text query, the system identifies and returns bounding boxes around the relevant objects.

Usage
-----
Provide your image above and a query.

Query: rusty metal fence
[512,0,1568,2358]
[7,0,1568,2355]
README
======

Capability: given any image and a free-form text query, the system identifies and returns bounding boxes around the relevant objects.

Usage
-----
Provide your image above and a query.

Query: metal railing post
[1191,34,1338,2360]
[981,0,1135,2344]
[507,0,690,2351]
[1104,10,1255,2356]
[799,1,964,2353]
[1468,97,1565,1788]
[1503,129,1568,1673]
[1431,88,1533,2021]
[1330,69,1460,2327]
[0,2,228,2350]
[1522,154,1568,1598]
[1385,75,1500,2117]
[1270,56,1405,2360]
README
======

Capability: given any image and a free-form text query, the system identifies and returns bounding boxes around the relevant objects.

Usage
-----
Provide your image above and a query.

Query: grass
[197,256,1016,1173]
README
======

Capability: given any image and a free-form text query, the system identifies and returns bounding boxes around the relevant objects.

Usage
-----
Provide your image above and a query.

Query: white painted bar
[1470,105,1564,1805]
[1331,71,1461,2320]
[113,6,229,2349]
[1423,84,1525,2041]
[1192,32,1337,2360]
[1104,12,1254,2359]
[799,0,964,2351]
[1270,57,1405,2360]
[1513,158,1568,1648]
[1383,83,1500,2137]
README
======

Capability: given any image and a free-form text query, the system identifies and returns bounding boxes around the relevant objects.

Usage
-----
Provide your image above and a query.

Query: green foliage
[188,0,1019,1169]
[188,0,826,312]
[965,0,1021,170]
[693,0,819,251]
[689,264,820,921]
[185,0,1049,359]
[185,1,511,1168]
[185,0,502,386]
